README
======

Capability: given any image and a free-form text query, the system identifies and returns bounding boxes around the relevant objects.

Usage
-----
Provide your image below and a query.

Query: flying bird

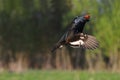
[51,14,99,52]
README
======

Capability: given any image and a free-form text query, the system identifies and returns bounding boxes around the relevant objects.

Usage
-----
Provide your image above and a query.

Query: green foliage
[0,0,119,53]
[94,0,120,54]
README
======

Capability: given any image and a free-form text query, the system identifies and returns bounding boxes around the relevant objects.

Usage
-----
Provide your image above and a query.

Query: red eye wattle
[84,14,90,20]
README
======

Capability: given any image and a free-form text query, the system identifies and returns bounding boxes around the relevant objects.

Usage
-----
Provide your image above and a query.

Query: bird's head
[73,14,90,24]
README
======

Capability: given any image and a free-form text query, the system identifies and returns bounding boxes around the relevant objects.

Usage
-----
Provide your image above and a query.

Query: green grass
[0,70,120,80]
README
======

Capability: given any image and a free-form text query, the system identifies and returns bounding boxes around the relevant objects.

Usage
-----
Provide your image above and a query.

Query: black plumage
[51,14,99,52]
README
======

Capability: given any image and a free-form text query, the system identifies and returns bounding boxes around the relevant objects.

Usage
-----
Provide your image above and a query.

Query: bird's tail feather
[51,43,62,53]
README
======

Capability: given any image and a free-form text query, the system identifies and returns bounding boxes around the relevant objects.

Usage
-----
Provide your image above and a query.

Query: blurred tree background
[0,0,120,72]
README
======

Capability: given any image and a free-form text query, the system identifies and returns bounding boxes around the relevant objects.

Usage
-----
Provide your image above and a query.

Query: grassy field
[0,70,120,80]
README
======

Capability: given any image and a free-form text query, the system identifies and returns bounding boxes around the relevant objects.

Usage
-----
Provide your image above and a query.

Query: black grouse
[51,14,99,52]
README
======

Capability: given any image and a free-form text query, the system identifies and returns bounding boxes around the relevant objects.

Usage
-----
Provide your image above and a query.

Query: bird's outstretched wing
[82,35,99,49]
[69,33,99,50]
